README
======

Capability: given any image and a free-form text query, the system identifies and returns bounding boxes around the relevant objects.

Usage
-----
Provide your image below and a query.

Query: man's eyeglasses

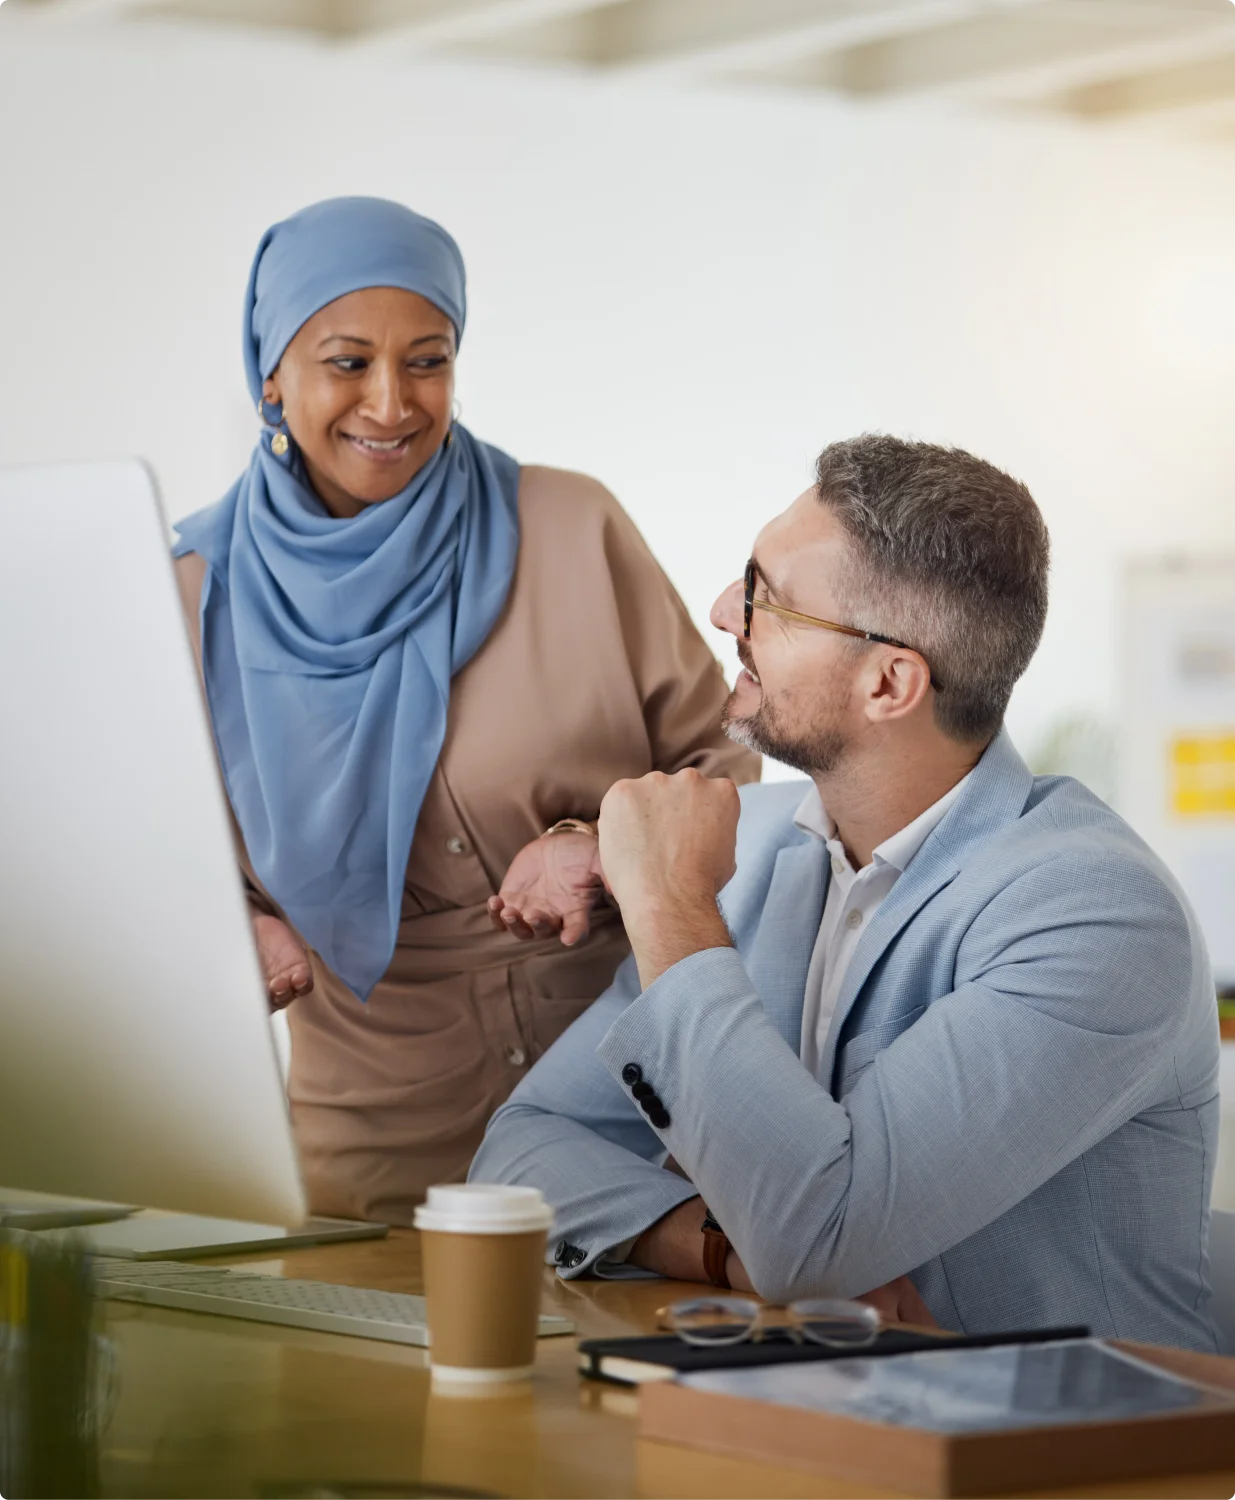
[744,559,943,693]
[659,1294,881,1349]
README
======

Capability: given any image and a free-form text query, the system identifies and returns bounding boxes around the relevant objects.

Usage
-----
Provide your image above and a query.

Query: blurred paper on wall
[1119,561,1235,986]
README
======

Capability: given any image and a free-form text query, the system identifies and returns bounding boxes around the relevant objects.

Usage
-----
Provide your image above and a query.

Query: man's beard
[723,643,848,777]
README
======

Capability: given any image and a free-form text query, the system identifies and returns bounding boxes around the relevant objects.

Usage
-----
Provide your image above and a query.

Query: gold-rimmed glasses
[658,1294,881,1349]
[743,558,943,693]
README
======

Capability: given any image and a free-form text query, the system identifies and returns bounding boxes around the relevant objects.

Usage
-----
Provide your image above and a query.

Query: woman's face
[264,286,456,518]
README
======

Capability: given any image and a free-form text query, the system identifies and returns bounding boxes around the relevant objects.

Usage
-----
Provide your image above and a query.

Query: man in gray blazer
[472,434,1220,1351]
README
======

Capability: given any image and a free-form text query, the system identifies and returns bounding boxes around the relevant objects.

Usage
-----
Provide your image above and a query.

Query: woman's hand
[488,831,606,947]
[253,912,314,1010]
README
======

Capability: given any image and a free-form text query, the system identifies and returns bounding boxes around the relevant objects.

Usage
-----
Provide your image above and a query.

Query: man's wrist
[628,1196,708,1281]
[622,893,732,989]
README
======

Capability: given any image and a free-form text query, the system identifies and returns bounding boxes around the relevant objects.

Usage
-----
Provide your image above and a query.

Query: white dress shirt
[796,773,972,1078]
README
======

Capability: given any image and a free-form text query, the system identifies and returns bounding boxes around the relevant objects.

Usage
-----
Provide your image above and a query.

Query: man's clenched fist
[598,770,740,988]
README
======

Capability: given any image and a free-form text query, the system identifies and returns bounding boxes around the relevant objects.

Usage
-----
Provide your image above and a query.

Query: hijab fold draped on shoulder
[174,197,521,1001]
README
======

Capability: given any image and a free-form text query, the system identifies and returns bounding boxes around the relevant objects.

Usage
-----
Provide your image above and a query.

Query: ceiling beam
[343,0,617,55]
[1,0,158,21]
[978,21,1235,103]
[1062,48,1235,118]
[800,1,1235,99]
[585,0,1042,81]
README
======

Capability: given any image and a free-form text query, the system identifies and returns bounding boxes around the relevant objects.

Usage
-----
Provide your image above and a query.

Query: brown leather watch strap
[700,1208,731,1289]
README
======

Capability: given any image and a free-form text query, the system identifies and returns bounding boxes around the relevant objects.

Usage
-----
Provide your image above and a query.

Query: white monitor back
[0,460,306,1225]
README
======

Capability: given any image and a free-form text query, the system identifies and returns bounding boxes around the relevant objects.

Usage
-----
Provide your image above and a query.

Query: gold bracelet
[541,818,597,839]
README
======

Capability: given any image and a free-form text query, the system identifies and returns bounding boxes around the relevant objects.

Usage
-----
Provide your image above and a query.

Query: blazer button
[621,1064,643,1087]
[650,1107,671,1129]
[554,1240,570,1266]
[632,1081,654,1101]
[567,1249,586,1269]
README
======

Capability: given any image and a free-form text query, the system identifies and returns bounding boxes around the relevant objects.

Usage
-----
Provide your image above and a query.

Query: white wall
[2,19,1234,773]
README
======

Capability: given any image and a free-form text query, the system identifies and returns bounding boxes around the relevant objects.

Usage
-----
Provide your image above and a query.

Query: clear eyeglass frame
[660,1294,881,1349]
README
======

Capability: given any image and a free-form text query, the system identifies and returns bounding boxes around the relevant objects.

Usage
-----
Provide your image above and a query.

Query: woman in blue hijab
[173,197,757,1222]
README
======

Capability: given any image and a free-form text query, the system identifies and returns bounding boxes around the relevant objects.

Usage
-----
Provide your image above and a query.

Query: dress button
[632,1081,654,1101]
[650,1107,671,1129]
[638,1095,657,1116]
[505,1045,526,1067]
[621,1063,643,1087]
[445,835,469,856]
[845,908,863,931]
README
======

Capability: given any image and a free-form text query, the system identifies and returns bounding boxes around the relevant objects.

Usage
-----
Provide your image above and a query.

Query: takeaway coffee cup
[414,1184,554,1384]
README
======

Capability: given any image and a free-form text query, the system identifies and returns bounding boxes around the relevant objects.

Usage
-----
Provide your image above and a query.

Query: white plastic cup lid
[414,1183,554,1235]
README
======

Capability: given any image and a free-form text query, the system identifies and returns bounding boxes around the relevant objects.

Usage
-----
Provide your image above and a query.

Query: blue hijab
[174,197,520,1001]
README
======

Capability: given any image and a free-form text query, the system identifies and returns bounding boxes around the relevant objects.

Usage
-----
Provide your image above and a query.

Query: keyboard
[94,1257,574,1347]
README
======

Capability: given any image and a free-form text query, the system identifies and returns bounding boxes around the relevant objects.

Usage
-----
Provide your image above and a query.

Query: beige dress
[176,465,758,1224]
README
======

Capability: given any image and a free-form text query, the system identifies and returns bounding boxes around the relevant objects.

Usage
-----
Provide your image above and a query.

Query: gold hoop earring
[257,395,291,458]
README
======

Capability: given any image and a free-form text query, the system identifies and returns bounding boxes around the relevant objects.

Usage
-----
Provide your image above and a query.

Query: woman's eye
[408,356,450,372]
[330,357,368,374]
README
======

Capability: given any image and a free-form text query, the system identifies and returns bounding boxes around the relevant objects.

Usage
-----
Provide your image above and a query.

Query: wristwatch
[700,1207,732,1289]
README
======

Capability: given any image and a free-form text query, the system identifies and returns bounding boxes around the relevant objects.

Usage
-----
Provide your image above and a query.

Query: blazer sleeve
[593,846,1197,1303]
[469,954,702,1274]
[598,498,760,786]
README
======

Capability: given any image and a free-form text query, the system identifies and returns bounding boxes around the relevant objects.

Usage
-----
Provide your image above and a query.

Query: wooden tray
[637,1340,1235,1497]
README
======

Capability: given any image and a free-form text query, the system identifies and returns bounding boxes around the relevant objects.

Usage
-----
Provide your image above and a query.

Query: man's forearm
[624,896,733,990]
[628,1196,753,1290]
[628,1196,708,1280]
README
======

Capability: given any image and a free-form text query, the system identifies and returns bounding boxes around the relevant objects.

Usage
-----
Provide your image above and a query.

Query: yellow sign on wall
[1171,733,1235,817]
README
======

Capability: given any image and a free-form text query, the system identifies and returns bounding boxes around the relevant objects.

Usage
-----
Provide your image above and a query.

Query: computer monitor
[0,460,306,1226]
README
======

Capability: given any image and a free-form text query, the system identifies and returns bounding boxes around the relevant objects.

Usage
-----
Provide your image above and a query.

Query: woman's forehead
[297,287,455,346]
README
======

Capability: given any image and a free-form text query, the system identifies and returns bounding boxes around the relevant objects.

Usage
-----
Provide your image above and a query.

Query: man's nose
[711,578,744,637]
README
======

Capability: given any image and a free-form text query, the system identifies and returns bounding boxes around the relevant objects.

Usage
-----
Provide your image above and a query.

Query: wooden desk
[97,1230,1235,1499]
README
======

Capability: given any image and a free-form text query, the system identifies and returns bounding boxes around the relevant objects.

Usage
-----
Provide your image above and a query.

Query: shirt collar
[793,769,974,876]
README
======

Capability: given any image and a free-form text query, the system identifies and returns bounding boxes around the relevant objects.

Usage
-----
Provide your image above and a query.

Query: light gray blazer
[471,732,1221,1351]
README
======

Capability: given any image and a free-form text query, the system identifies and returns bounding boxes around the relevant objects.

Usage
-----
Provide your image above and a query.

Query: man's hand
[630,1198,937,1328]
[855,1275,938,1328]
[598,770,740,987]
[488,831,605,948]
[253,912,313,1011]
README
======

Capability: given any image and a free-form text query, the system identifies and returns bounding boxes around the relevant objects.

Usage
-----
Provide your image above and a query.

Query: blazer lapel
[816,730,1036,1085]
[745,839,827,1054]
[816,847,960,1084]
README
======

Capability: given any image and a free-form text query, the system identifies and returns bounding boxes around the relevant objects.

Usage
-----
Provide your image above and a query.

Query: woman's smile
[340,429,421,464]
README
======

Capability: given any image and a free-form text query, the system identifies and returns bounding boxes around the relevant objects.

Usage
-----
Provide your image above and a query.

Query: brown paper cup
[415,1185,554,1385]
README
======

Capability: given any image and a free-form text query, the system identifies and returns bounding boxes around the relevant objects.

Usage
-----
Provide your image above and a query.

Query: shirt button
[831,857,845,876]
[505,1045,526,1067]
[845,909,863,931]
[445,835,469,856]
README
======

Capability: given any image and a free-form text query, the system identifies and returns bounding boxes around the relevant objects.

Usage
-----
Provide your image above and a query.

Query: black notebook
[577,1322,1090,1386]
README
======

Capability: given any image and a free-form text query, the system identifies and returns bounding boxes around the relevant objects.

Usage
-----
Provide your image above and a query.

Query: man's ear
[863,648,932,724]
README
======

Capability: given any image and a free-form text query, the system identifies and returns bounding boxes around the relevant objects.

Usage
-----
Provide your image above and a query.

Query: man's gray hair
[815,435,1049,744]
